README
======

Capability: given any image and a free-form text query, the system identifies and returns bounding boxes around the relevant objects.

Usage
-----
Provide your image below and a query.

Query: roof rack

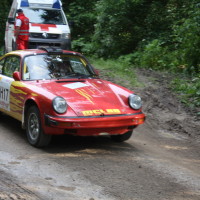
[38,46,63,54]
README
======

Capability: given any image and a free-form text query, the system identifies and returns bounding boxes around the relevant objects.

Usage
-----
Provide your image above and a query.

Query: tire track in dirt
[0,170,43,200]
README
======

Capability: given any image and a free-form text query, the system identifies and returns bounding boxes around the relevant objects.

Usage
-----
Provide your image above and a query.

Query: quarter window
[0,59,5,74]
[2,56,20,78]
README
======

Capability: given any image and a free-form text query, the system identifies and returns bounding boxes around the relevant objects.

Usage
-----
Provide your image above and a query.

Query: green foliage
[172,2,200,75]
[0,0,12,46]
[136,39,170,70]
[118,39,180,71]
[171,76,200,109]
[62,0,97,53]
[91,0,183,58]
[72,38,93,54]
[92,0,149,57]
[124,1,200,75]
[90,57,140,88]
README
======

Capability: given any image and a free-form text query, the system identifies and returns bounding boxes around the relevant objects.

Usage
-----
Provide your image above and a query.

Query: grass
[89,57,142,89]
[171,76,200,115]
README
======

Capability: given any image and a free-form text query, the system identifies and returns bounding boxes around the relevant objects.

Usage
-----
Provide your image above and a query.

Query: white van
[5,0,71,52]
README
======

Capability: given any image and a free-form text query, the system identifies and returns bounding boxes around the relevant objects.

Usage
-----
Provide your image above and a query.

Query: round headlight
[53,97,67,114]
[129,94,142,110]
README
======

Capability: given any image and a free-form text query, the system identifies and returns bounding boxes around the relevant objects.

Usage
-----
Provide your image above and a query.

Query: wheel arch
[22,99,39,129]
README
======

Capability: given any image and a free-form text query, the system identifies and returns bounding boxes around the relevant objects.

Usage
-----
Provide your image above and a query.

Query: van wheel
[26,106,51,147]
[111,131,133,142]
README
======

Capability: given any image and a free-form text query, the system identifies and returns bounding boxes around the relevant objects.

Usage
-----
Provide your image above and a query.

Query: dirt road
[0,69,200,200]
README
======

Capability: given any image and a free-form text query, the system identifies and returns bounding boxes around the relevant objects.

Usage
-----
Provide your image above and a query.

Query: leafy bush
[171,76,200,110]
[120,39,179,71]
[0,0,12,46]
[92,0,151,58]
[137,39,168,70]
[172,3,200,75]
[72,38,94,54]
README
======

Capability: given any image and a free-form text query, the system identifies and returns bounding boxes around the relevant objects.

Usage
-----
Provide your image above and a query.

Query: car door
[0,55,22,121]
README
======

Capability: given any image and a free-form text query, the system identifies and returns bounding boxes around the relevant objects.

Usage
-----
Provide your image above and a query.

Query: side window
[0,59,5,74]
[70,58,90,75]
[3,56,20,78]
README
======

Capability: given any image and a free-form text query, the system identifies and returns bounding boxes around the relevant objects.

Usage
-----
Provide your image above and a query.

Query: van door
[5,18,16,53]
[5,0,18,52]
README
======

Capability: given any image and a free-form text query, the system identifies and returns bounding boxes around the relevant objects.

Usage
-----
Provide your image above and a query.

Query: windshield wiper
[44,23,56,24]
[66,73,91,79]
[54,73,97,80]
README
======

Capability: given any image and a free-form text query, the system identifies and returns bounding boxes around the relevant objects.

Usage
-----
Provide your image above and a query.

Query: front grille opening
[64,129,77,134]
[30,33,60,39]
[28,42,61,48]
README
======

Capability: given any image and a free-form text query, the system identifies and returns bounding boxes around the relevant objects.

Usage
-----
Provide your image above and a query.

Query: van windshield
[23,8,66,25]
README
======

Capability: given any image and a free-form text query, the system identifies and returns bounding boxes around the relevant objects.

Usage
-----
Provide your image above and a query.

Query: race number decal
[0,77,12,111]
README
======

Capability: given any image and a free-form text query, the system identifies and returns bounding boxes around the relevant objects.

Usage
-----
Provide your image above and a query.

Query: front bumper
[28,38,71,50]
[44,112,145,136]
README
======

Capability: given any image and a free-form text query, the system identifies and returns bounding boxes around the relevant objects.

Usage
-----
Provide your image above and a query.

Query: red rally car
[0,48,145,147]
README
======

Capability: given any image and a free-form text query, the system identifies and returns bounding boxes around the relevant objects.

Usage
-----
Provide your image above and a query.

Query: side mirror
[94,68,100,76]
[8,18,15,24]
[13,71,20,81]
[0,66,3,73]
[68,20,75,28]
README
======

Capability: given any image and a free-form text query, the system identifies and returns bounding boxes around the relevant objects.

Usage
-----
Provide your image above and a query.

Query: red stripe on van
[31,24,57,31]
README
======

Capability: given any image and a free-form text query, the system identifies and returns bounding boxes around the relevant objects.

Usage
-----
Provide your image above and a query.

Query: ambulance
[5,0,71,52]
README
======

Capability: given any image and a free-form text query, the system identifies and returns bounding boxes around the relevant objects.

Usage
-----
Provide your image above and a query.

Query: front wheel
[26,106,51,147]
[111,131,133,142]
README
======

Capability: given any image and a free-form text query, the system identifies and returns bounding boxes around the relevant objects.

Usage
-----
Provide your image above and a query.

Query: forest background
[0,0,199,111]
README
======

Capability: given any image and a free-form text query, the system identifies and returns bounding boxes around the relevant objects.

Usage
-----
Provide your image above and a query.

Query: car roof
[5,48,80,57]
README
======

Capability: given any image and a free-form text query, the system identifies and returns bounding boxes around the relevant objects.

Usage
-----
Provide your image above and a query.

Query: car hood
[34,79,133,116]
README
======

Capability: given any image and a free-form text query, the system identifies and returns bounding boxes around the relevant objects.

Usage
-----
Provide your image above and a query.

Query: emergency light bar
[20,0,61,9]
[20,0,29,7]
[29,4,52,8]
[53,0,61,9]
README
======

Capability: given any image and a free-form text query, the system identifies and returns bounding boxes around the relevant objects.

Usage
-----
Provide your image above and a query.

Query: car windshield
[23,8,66,25]
[23,54,96,80]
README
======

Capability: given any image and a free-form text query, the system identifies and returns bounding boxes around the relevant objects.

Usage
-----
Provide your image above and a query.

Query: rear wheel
[111,131,133,142]
[26,106,51,147]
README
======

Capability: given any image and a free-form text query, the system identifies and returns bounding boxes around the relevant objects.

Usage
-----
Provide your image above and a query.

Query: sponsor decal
[63,83,94,103]
[0,77,12,111]
[76,89,94,104]
[82,109,121,116]
[10,83,29,120]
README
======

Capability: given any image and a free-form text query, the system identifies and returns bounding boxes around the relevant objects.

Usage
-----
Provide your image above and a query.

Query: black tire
[26,106,51,147]
[111,131,133,142]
